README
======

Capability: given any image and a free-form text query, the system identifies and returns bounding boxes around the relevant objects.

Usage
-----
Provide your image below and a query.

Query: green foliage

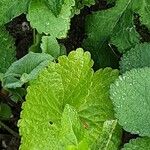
[120,43,150,73]
[0,27,16,74]
[110,67,150,137]
[122,137,150,150]
[1,0,150,149]
[18,49,121,150]
[2,52,54,89]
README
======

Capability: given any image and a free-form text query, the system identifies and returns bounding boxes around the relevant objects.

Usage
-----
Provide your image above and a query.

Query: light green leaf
[110,67,150,137]
[27,0,75,38]
[46,0,64,17]
[0,27,16,74]
[0,0,29,25]
[19,49,121,150]
[122,137,150,150]
[120,43,150,73]
[2,52,54,89]
[41,36,60,58]
[0,103,12,120]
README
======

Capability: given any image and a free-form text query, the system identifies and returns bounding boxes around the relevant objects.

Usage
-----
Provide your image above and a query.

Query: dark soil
[0,0,150,149]
[5,14,33,59]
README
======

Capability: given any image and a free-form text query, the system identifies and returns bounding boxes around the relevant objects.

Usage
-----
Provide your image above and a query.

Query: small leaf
[27,0,75,38]
[0,103,12,120]
[120,43,150,73]
[2,52,54,89]
[41,36,60,58]
[122,137,150,150]
[110,67,150,137]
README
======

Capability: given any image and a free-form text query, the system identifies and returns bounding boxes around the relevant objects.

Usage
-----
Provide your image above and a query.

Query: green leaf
[120,43,150,73]
[2,52,54,89]
[41,36,60,58]
[19,49,121,150]
[110,67,150,137]
[0,27,16,74]
[0,103,12,120]
[83,0,140,55]
[27,0,75,38]
[46,0,64,17]
[122,137,150,150]
[0,0,29,25]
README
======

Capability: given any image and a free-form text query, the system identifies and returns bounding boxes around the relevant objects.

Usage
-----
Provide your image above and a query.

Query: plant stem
[33,28,36,44]
[0,121,20,138]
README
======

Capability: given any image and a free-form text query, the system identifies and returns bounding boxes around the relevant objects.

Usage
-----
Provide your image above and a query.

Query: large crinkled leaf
[122,137,150,150]
[19,49,121,150]
[27,0,75,38]
[110,67,150,137]
[120,43,150,73]
[2,52,54,89]
[83,0,140,58]
[0,27,16,74]
[41,35,60,58]
[0,0,30,25]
